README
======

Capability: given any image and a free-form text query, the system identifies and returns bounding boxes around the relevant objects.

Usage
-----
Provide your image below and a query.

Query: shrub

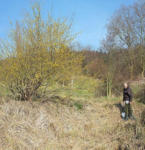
[0,4,80,100]
[132,84,145,104]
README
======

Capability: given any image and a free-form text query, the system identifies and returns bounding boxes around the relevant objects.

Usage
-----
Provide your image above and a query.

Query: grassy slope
[0,96,144,150]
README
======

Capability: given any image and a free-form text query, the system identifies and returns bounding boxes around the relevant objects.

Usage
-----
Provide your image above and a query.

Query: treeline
[82,0,145,97]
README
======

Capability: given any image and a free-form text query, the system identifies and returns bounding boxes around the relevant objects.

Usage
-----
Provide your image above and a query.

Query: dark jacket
[123,87,132,102]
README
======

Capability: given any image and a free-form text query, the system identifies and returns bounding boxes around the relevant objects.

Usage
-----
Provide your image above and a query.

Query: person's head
[124,82,128,89]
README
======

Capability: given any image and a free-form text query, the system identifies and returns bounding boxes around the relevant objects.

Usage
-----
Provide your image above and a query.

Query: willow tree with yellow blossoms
[0,3,83,100]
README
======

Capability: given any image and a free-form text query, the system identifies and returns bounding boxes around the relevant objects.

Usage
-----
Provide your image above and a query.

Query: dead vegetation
[0,97,144,150]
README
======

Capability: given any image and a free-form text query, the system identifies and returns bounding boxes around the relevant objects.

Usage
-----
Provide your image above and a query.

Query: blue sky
[0,0,136,49]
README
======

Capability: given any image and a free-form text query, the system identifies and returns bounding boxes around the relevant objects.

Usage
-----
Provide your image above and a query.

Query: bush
[0,4,78,100]
[132,84,145,104]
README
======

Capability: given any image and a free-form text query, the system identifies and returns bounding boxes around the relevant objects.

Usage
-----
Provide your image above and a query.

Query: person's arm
[128,88,132,102]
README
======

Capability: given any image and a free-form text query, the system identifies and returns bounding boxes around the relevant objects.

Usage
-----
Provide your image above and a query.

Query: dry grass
[0,97,144,150]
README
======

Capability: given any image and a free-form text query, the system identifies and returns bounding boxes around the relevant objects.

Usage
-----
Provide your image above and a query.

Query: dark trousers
[124,103,132,118]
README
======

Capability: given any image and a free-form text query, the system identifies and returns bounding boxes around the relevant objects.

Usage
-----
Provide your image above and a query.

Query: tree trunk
[71,79,74,88]
[106,77,112,97]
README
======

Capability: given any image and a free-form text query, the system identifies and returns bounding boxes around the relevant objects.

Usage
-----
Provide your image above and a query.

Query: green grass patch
[73,101,83,110]
[0,85,10,97]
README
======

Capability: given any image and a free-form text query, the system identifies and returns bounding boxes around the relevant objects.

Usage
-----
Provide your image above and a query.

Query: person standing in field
[122,82,134,120]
